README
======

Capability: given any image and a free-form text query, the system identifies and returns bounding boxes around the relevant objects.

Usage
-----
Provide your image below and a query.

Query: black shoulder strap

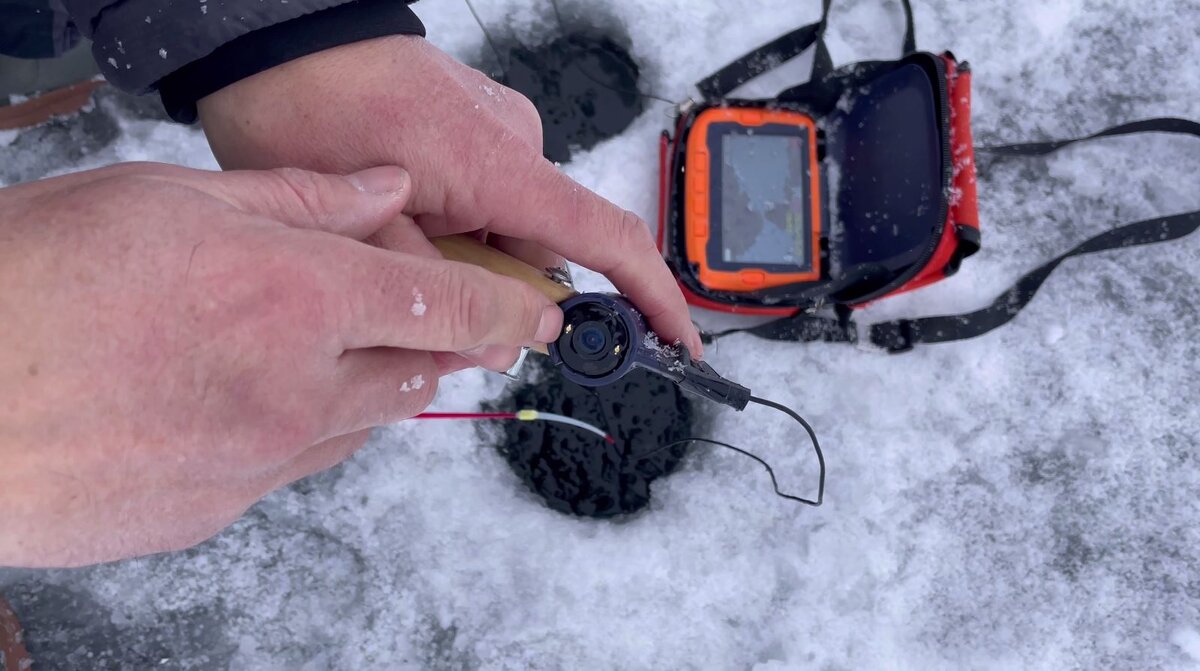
[978,117,1200,156]
[899,0,916,56]
[870,117,1200,351]
[869,209,1199,351]
[701,310,857,346]
[694,0,916,100]
[695,0,831,99]
[705,118,1200,352]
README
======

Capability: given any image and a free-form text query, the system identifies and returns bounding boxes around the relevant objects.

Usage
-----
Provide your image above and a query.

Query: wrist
[159,0,425,124]
[197,35,429,171]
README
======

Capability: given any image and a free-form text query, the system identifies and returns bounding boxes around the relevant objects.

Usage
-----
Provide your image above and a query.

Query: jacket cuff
[158,0,424,124]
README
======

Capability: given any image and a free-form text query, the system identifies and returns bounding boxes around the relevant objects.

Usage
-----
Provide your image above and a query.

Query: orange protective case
[684,107,823,292]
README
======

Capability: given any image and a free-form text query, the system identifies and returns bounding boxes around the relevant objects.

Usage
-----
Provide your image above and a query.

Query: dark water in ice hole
[477,31,700,517]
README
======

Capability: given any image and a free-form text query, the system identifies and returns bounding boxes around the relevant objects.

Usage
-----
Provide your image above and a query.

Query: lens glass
[577,323,607,355]
[554,299,632,380]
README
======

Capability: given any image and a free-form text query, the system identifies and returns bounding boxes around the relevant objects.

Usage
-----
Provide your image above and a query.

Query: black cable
[703,326,748,341]
[629,395,825,506]
[464,0,677,107]
[748,395,825,505]
[564,42,677,106]
[463,0,510,80]
[550,0,568,32]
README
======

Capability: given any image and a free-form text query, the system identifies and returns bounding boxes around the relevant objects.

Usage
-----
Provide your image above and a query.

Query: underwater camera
[428,235,825,507]
[549,292,751,410]
[547,292,825,506]
[549,293,643,386]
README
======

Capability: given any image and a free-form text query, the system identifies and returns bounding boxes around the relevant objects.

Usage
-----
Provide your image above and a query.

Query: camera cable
[412,393,825,507]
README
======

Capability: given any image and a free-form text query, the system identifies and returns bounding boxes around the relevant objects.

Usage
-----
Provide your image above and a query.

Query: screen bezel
[683,107,822,293]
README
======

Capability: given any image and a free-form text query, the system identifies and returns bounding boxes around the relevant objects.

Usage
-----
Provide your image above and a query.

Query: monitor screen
[719,133,811,268]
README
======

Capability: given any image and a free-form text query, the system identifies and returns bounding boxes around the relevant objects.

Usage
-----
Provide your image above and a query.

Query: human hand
[196,34,703,367]
[0,162,561,567]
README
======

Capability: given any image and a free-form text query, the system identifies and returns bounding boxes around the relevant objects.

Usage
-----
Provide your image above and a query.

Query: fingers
[184,165,413,239]
[525,165,701,357]
[431,352,476,376]
[421,155,703,357]
[459,344,523,372]
[314,241,563,353]
[258,347,449,487]
[271,430,372,489]
[353,221,522,373]
[364,216,442,258]
[5,163,411,246]
[486,233,566,279]
[328,347,438,435]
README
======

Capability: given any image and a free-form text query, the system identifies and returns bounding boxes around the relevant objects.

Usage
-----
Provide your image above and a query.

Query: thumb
[197,165,412,239]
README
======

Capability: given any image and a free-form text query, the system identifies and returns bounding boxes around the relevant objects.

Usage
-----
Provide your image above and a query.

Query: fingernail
[691,328,705,360]
[347,166,409,195]
[535,305,563,343]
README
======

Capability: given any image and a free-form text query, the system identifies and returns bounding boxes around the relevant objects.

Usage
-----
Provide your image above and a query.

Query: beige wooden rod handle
[431,234,577,355]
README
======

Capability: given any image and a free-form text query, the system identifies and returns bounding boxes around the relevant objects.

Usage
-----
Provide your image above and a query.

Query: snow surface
[2,0,1199,669]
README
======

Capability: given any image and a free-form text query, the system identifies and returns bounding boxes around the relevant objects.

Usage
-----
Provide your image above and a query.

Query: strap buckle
[869,320,918,354]
[851,320,882,354]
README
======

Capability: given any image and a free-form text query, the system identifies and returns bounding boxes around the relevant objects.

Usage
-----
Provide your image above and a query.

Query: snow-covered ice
[1,0,1198,669]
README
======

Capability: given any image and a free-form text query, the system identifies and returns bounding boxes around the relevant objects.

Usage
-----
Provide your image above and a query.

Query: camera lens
[574,322,608,357]
[550,294,641,384]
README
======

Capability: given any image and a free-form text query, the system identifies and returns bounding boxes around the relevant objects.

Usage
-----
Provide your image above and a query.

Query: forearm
[159,0,424,123]
[56,0,423,121]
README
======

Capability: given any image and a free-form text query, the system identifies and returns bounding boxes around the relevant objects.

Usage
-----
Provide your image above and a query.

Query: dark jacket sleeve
[0,0,79,58]
[57,0,423,121]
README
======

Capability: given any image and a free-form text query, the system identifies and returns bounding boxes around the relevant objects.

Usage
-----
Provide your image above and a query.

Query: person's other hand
[197,35,703,367]
[0,162,561,567]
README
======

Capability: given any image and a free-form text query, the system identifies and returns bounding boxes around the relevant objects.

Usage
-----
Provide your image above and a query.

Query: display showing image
[719,133,810,268]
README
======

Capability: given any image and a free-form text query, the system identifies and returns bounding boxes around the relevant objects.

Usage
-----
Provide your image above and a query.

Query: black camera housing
[548,293,751,410]
[549,293,645,386]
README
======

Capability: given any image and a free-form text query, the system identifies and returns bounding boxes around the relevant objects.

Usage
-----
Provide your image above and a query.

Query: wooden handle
[431,234,577,355]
